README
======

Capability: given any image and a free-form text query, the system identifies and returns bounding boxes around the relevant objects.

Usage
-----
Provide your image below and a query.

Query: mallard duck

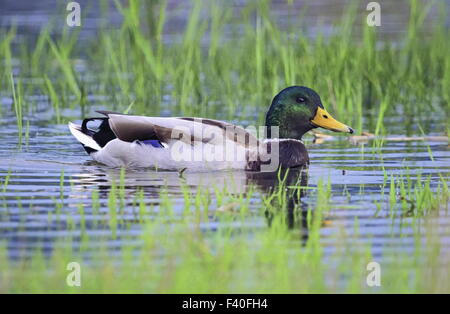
[69,86,353,171]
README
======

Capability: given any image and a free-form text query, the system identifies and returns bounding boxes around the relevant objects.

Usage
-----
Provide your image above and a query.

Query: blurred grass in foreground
[0,170,448,293]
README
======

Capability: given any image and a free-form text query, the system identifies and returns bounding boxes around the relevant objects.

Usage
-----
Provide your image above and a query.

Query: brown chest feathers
[246,139,309,171]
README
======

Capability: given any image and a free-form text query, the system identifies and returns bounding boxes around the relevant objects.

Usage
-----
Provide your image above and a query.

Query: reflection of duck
[259,168,310,236]
[70,164,312,242]
[70,164,307,196]
[69,86,353,171]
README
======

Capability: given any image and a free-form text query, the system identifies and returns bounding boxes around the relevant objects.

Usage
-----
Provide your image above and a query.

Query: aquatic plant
[0,0,448,294]
[0,167,448,293]
[0,0,447,133]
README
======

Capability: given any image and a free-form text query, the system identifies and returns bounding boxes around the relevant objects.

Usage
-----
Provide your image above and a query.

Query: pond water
[0,0,449,291]
[0,111,448,260]
[0,0,443,42]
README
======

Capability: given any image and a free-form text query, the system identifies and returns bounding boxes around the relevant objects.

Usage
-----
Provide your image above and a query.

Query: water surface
[0,0,449,289]
[0,113,448,261]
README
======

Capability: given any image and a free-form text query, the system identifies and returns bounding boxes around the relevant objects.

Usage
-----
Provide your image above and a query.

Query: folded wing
[99,112,260,148]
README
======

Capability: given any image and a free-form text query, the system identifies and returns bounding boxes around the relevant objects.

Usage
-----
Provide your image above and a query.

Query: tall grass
[9,74,23,147]
[0,0,447,132]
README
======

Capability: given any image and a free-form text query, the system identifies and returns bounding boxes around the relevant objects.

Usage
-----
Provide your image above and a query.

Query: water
[0,0,445,43]
[1,110,448,260]
[0,0,449,290]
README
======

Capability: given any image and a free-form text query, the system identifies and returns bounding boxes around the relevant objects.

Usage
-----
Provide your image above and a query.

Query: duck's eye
[296,97,306,103]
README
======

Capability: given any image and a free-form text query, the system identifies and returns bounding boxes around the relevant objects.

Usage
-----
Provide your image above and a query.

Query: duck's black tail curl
[69,117,117,155]
[82,118,117,148]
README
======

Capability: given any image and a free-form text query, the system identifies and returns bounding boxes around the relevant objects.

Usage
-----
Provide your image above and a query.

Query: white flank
[91,138,250,170]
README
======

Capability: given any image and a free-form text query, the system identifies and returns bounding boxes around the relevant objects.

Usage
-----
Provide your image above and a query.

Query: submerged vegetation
[0,0,449,293]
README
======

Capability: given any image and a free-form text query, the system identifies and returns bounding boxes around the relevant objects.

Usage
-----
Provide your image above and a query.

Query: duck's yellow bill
[311,107,354,134]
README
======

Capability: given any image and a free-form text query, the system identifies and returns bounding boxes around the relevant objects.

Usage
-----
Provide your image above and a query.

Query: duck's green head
[265,86,354,139]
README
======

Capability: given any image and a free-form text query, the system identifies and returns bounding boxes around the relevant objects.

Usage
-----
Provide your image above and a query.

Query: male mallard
[69,86,353,171]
